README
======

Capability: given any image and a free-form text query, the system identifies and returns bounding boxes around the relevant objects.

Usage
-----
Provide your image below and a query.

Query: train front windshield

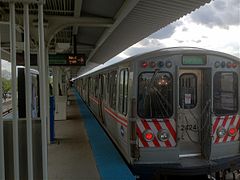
[138,72,173,118]
[213,72,238,115]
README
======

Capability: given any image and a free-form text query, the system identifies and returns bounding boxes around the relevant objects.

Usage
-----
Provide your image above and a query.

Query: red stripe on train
[223,115,236,142]
[142,119,160,147]
[231,116,240,141]
[89,96,99,104]
[136,126,149,147]
[136,119,176,148]
[214,115,229,143]
[212,116,221,136]
[213,115,240,144]
[105,107,128,123]
[152,119,171,147]
[164,118,177,142]
[104,107,127,127]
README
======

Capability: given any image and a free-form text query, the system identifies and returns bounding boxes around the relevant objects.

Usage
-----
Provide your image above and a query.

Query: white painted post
[10,3,20,180]
[53,67,59,96]
[0,29,6,180]
[38,3,48,180]
[23,3,34,180]
[45,48,50,144]
[59,68,63,95]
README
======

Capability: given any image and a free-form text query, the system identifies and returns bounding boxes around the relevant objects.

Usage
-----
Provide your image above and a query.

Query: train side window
[213,72,238,115]
[94,76,99,98]
[83,79,86,90]
[82,79,85,90]
[179,74,197,109]
[102,74,106,101]
[109,70,117,110]
[88,78,90,93]
[118,69,129,116]
[105,73,110,105]
[138,72,173,118]
[90,77,94,96]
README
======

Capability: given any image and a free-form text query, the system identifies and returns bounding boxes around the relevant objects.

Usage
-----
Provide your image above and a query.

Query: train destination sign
[182,55,206,65]
[49,54,86,66]
[16,53,86,66]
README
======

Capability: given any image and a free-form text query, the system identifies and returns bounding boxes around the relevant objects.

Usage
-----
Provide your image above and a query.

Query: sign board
[16,53,86,66]
[185,94,192,105]
[182,55,206,65]
[49,54,86,66]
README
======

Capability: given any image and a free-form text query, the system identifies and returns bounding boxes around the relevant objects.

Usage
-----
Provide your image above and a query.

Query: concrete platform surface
[48,92,100,180]
[74,89,135,180]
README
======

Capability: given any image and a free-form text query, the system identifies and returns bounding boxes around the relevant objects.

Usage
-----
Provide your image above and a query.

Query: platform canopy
[0,0,210,77]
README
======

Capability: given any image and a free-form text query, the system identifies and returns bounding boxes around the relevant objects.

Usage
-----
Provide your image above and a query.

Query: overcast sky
[104,0,240,66]
[1,59,11,72]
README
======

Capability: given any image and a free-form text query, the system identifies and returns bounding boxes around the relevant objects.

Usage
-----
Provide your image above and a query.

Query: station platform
[48,89,135,180]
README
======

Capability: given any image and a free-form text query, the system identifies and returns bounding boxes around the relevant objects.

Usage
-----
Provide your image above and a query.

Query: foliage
[1,78,11,100]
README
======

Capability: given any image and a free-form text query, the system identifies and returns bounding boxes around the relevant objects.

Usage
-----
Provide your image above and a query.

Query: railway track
[2,108,12,116]
[2,99,12,117]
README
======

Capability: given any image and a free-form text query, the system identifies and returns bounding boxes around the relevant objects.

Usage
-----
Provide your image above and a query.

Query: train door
[178,69,202,157]
[98,74,105,124]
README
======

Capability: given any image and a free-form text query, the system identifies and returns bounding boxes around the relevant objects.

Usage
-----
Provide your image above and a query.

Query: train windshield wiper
[146,69,160,93]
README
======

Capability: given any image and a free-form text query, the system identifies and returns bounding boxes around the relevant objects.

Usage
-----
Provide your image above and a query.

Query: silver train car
[75,47,240,177]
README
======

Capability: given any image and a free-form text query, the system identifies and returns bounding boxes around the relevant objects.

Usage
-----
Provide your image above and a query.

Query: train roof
[130,47,240,62]
[17,66,39,75]
[76,47,240,79]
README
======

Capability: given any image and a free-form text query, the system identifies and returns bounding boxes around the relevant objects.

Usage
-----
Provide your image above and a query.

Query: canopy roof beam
[86,0,140,63]
[73,0,83,35]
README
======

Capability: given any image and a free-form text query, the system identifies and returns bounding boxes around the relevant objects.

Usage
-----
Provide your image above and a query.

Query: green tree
[2,78,11,101]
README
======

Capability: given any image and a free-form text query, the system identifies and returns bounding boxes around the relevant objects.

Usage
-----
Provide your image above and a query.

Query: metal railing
[0,29,5,180]
[0,1,48,180]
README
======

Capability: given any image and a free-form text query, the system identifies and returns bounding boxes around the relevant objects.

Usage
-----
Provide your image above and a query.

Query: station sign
[49,54,86,66]
[182,55,206,65]
[16,53,86,66]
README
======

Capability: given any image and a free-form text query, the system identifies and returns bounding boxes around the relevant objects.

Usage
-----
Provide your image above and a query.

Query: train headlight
[166,61,172,68]
[228,126,237,137]
[217,126,227,138]
[215,61,220,68]
[157,130,169,142]
[143,130,154,142]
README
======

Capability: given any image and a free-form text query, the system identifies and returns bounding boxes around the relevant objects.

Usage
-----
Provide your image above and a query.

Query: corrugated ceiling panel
[82,0,125,18]
[44,0,74,16]
[90,0,211,64]
[0,0,74,16]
